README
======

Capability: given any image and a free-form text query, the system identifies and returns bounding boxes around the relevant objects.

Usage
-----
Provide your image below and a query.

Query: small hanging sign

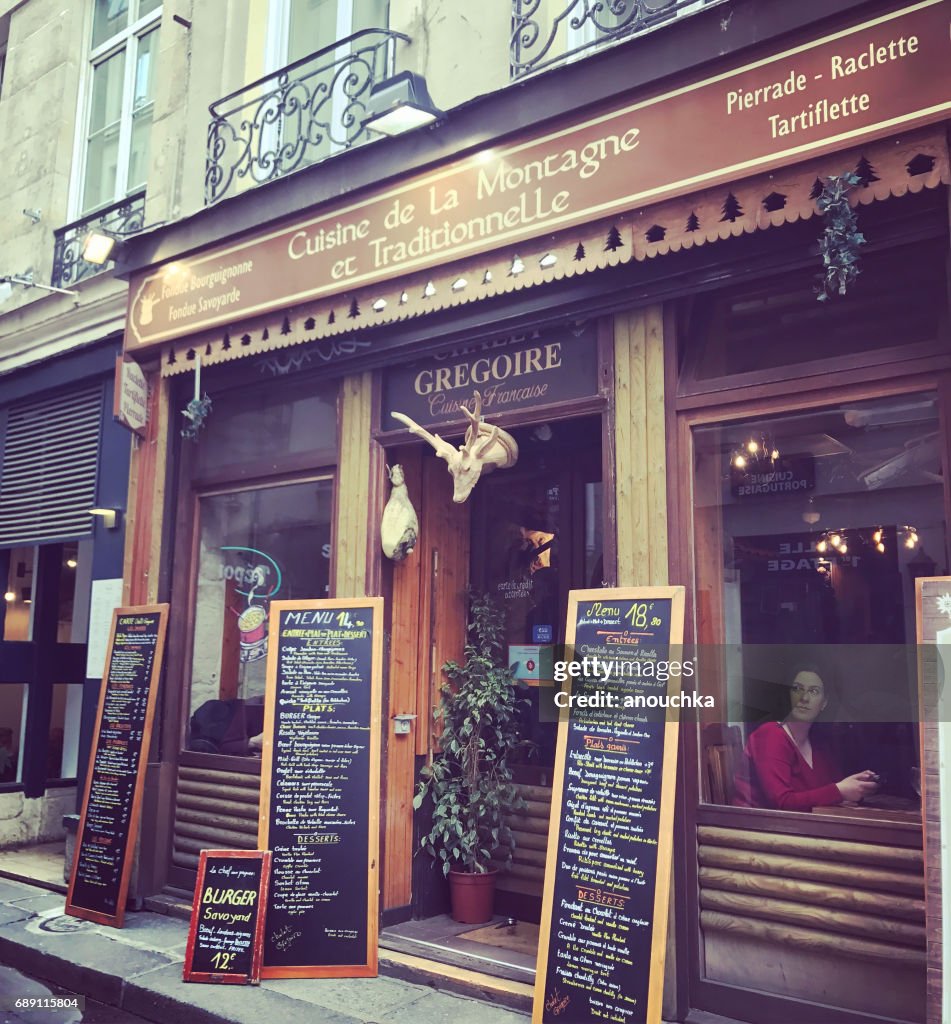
[113,357,149,436]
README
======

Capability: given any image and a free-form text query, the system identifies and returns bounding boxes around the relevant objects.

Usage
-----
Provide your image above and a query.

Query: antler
[391,412,457,461]
[461,391,483,452]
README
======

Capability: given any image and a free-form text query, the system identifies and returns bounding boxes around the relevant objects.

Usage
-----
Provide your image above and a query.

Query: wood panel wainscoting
[697,823,925,1022]
[494,783,552,899]
[172,763,261,872]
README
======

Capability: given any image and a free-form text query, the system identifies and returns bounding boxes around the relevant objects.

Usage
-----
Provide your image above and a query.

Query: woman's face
[788,670,827,723]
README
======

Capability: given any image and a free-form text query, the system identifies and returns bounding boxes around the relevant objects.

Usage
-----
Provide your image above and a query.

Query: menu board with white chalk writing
[184,850,270,985]
[66,605,168,927]
[259,599,383,979]
[533,588,684,1024]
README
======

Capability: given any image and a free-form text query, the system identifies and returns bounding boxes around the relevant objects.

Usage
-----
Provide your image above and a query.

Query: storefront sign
[126,1,951,352]
[534,588,684,1024]
[259,598,382,979]
[66,605,169,927]
[113,358,149,436]
[730,454,815,498]
[184,850,271,985]
[383,323,599,429]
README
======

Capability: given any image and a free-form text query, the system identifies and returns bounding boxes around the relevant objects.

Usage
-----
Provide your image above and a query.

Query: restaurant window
[680,237,948,384]
[183,374,338,759]
[0,541,90,787]
[692,394,944,818]
[78,0,161,214]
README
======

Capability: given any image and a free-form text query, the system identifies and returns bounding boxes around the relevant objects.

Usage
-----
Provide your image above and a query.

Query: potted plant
[413,591,525,923]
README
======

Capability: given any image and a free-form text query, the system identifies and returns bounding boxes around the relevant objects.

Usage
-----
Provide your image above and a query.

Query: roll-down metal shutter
[0,384,103,546]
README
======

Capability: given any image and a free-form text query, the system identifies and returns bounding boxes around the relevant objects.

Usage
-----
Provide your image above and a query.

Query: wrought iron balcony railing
[205,28,409,206]
[511,0,719,78]
[51,191,147,290]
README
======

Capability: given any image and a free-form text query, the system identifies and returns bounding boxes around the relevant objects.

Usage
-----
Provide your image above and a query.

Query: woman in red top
[743,668,878,812]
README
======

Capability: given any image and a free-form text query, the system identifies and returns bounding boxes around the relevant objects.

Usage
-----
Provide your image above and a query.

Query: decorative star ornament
[936,593,951,620]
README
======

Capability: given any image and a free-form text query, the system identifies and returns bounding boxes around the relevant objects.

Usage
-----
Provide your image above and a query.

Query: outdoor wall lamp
[363,71,443,136]
[88,507,121,530]
[81,230,122,266]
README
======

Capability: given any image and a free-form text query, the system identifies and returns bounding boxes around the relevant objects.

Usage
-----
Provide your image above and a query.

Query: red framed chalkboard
[184,850,271,985]
[258,598,383,979]
[66,604,169,927]
[533,587,685,1024]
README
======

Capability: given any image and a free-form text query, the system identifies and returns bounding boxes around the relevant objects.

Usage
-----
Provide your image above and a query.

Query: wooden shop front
[115,4,951,1021]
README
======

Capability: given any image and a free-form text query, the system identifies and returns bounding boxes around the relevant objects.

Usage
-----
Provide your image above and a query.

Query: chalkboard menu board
[66,604,169,927]
[533,588,684,1024]
[259,598,383,979]
[184,850,271,985]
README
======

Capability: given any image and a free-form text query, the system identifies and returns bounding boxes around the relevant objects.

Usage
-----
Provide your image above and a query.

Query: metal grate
[0,384,103,546]
[510,0,722,79]
[51,191,146,289]
[205,29,408,205]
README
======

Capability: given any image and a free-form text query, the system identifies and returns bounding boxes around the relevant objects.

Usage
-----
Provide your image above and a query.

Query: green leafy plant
[815,171,866,301]
[413,591,525,876]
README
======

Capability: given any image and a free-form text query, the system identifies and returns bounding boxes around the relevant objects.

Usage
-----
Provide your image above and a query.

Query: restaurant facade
[115,2,951,1021]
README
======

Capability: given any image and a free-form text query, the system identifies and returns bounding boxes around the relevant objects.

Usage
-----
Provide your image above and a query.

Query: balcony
[205,28,408,206]
[510,0,719,78]
[51,191,147,290]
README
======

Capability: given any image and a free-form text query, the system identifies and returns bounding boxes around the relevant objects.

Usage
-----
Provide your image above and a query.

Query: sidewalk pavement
[0,877,529,1024]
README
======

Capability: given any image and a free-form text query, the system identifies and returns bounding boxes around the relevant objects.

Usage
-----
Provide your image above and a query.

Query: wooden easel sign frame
[258,598,383,979]
[533,587,685,1024]
[66,604,169,927]
[184,850,271,985]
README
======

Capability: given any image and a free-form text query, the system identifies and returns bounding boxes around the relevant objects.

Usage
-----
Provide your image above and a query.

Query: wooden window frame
[161,371,342,790]
[667,319,951,1021]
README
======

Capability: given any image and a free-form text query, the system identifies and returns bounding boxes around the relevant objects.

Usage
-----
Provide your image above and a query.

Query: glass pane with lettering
[187,478,334,756]
[692,394,944,816]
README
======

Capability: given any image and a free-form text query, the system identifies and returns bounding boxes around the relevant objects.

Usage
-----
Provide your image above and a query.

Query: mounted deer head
[391,391,518,503]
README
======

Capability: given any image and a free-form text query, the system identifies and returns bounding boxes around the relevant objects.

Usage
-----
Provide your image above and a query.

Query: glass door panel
[186,477,334,757]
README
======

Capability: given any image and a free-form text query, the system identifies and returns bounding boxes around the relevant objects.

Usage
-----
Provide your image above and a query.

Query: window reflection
[187,478,333,756]
[693,394,945,816]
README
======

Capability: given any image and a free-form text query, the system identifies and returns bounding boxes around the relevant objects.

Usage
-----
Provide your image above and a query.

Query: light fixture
[3,591,14,603]
[0,272,78,304]
[802,497,821,525]
[66,558,78,569]
[81,230,119,266]
[363,71,443,137]
[816,538,828,553]
[88,507,121,530]
[731,434,780,472]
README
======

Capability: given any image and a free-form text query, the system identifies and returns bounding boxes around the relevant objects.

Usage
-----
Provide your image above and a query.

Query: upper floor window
[264,0,388,70]
[80,0,161,214]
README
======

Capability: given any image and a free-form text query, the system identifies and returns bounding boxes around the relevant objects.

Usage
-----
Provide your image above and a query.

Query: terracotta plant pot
[448,867,498,924]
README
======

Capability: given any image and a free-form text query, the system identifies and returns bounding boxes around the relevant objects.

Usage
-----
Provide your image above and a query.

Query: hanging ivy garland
[181,395,212,441]
[815,171,866,302]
